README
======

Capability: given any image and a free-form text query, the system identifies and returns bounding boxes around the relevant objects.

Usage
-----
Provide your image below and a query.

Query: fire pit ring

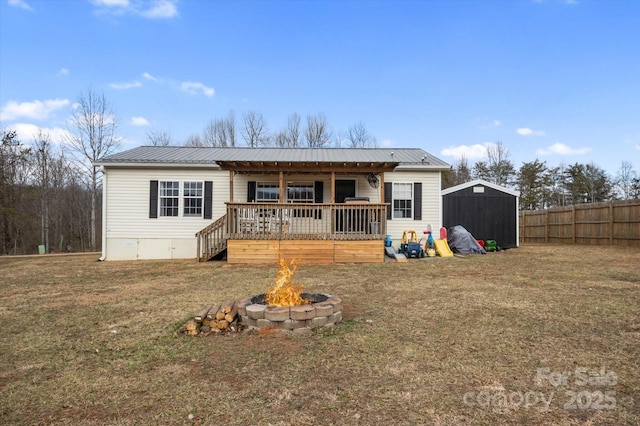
[237,293,342,331]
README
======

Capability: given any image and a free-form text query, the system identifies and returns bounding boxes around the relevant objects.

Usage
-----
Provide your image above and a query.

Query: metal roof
[441,179,520,197]
[96,146,450,169]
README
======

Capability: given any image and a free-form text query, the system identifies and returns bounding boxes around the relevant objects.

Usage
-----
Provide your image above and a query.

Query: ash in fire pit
[238,258,342,331]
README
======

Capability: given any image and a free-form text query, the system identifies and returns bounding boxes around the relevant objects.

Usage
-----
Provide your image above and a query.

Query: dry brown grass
[1,244,638,425]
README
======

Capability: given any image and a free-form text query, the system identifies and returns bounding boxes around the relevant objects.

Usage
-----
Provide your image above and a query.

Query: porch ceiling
[216,160,399,173]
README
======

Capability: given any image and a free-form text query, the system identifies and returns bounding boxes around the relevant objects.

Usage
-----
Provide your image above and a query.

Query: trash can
[38,245,45,255]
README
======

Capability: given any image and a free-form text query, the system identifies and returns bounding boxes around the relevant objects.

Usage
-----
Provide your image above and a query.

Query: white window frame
[286,182,314,203]
[159,181,179,217]
[393,182,413,219]
[158,180,204,218]
[256,182,279,202]
[183,181,204,217]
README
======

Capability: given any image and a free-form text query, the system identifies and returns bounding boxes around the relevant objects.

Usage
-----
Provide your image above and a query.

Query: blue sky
[1,0,639,177]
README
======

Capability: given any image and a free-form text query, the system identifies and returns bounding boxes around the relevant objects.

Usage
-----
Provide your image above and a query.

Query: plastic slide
[434,239,454,257]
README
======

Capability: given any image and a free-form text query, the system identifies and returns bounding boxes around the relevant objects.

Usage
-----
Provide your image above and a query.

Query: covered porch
[196,155,396,263]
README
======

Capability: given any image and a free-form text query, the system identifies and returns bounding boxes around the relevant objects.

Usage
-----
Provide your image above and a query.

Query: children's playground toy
[400,230,424,258]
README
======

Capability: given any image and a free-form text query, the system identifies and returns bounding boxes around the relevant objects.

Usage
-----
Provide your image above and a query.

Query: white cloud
[8,0,33,11]
[380,139,395,147]
[180,81,215,97]
[536,142,591,156]
[91,0,178,19]
[142,0,178,19]
[517,127,546,136]
[441,143,491,160]
[9,123,72,145]
[110,80,142,90]
[0,98,70,121]
[58,68,69,76]
[130,116,149,126]
[142,72,159,82]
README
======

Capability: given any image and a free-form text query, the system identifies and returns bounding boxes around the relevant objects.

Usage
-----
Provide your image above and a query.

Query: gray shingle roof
[97,146,449,168]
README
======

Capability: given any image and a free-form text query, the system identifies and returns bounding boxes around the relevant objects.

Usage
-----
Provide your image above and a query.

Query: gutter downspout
[98,165,107,261]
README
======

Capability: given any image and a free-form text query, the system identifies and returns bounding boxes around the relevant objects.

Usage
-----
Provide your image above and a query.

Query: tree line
[147,110,378,148]
[442,142,640,210]
[2,90,639,255]
[1,89,117,255]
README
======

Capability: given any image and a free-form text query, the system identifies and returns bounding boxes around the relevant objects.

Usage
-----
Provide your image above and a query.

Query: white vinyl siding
[103,168,228,259]
[383,170,442,243]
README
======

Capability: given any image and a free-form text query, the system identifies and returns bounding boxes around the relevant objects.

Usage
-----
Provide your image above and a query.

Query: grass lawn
[0,244,638,425]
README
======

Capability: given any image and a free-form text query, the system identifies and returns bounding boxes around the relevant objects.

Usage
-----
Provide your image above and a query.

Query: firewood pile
[180,300,241,335]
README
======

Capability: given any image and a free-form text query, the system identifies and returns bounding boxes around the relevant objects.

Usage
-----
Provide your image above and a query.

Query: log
[184,320,198,331]
[217,319,229,329]
[206,304,221,320]
[224,304,238,323]
[194,304,213,322]
[221,300,236,314]
[215,308,226,320]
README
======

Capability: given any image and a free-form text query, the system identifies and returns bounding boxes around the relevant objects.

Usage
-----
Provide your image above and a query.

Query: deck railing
[196,203,388,261]
[226,202,387,241]
[195,214,227,261]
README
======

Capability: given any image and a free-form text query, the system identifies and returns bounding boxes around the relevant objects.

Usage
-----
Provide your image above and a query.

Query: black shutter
[413,182,422,221]
[204,181,213,219]
[384,182,392,220]
[314,181,324,203]
[314,181,323,219]
[149,180,158,218]
[247,181,256,202]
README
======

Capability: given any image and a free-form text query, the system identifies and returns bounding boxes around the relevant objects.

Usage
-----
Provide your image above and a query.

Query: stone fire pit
[237,293,342,331]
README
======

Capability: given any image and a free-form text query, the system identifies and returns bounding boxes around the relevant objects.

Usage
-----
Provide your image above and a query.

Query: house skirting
[226,239,384,264]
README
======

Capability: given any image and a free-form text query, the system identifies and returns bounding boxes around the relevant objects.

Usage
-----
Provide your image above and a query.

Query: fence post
[609,201,614,246]
[571,205,576,245]
[544,210,549,243]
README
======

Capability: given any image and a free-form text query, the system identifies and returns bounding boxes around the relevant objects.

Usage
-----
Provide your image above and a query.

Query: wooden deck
[197,202,387,263]
[226,239,384,264]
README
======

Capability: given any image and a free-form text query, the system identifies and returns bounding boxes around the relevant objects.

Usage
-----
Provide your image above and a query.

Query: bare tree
[183,133,204,147]
[345,122,377,148]
[66,88,119,251]
[33,129,52,252]
[615,161,636,200]
[304,113,332,148]
[203,111,236,147]
[273,130,288,147]
[224,110,237,147]
[473,142,515,187]
[146,130,172,146]
[241,111,270,147]
[285,113,301,147]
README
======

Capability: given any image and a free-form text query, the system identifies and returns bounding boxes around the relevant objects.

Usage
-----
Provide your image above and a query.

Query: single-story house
[441,179,520,249]
[95,146,450,263]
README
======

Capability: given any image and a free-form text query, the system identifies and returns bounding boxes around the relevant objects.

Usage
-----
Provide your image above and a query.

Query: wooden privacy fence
[519,199,640,246]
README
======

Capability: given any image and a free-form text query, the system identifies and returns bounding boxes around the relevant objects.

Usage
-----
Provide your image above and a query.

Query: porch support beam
[229,171,234,202]
[331,172,335,203]
[380,172,385,203]
[279,171,284,202]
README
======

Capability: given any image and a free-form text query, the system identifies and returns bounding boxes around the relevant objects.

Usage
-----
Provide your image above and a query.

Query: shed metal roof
[96,146,450,169]
[441,179,520,197]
